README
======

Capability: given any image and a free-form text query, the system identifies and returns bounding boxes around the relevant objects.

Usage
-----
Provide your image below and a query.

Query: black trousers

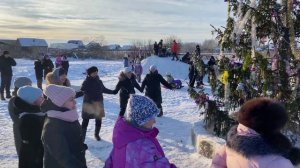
[189,75,196,87]
[82,119,102,130]
[0,75,12,96]
[119,95,130,116]
[172,52,179,60]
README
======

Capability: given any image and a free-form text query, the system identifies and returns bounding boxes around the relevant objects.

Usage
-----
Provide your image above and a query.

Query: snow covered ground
[0,56,212,168]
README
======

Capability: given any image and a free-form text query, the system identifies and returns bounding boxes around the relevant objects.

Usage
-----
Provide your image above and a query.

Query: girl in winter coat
[114,67,142,116]
[42,55,54,80]
[81,66,115,141]
[165,73,182,89]
[134,60,143,83]
[41,84,87,168]
[212,97,300,168]
[55,55,62,68]
[13,86,45,168]
[105,95,176,168]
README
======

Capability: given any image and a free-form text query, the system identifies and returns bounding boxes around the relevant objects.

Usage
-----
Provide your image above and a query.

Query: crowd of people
[1,50,177,167]
[1,49,300,168]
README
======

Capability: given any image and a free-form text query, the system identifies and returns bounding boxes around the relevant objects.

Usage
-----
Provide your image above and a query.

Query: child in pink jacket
[212,97,300,168]
[104,95,176,168]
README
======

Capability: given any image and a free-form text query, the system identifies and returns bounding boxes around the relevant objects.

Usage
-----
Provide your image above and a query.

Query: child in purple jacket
[104,95,176,168]
[134,60,143,83]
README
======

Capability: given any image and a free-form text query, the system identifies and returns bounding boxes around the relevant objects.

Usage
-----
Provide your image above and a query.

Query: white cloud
[0,0,227,44]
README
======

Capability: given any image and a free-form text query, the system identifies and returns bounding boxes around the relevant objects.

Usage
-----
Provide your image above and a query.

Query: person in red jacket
[171,40,179,61]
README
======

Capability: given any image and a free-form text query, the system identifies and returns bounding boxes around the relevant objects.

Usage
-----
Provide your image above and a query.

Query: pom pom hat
[44,84,75,107]
[126,95,160,126]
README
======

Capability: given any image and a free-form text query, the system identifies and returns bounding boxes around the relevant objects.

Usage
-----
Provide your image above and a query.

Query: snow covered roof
[17,38,48,47]
[50,43,79,50]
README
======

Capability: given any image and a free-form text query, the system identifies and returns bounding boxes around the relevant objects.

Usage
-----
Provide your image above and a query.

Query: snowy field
[0,56,212,168]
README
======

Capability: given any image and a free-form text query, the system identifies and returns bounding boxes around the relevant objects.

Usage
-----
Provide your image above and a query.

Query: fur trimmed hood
[45,72,71,87]
[226,124,300,166]
[118,72,136,81]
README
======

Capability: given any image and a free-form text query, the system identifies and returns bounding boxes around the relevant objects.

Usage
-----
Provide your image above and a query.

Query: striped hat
[44,84,75,107]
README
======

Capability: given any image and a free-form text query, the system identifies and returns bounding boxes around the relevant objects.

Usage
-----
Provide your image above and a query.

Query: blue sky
[0,0,227,45]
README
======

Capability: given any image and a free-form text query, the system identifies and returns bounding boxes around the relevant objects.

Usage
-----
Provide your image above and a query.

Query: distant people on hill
[80,66,115,141]
[158,39,163,56]
[196,58,206,87]
[34,55,44,90]
[188,62,198,88]
[41,85,87,168]
[134,58,143,83]
[113,67,142,116]
[171,40,179,61]
[55,55,62,68]
[161,45,167,57]
[153,41,159,56]
[212,97,300,168]
[8,77,32,157]
[104,95,176,168]
[15,86,45,168]
[195,45,201,57]
[61,55,69,75]
[165,72,183,89]
[0,51,17,100]
[141,65,173,117]
[207,56,216,71]
[181,52,191,63]
[42,55,54,80]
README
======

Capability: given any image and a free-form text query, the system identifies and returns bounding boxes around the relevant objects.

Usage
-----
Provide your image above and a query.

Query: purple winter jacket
[134,64,143,75]
[104,117,176,168]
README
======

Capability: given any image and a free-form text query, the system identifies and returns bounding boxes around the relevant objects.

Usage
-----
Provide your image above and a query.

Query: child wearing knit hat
[41,84,87,168]
[212,97,300,168]
[11,86,45,167]
[45,67,71,87]
[105,95,176,168]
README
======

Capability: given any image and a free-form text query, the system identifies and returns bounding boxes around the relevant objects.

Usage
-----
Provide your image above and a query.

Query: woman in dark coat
[61,56,69,75]
[34,56,44,90]
[42,55,54,80]
[14,86,45,168]
[80,66,115,141]
[113,67,142,116]
[141,65,173,117]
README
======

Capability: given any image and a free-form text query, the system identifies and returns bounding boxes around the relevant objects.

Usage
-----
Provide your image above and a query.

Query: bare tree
[201,39,218,53]
[83,34,107,46]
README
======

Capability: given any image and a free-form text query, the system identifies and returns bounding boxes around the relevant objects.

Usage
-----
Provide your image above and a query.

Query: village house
[17,38,48,58]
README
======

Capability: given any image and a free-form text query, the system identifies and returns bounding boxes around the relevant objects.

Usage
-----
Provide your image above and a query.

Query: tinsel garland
[191,0,300,140]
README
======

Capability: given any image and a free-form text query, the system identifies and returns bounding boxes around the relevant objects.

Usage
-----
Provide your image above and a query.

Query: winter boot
[94,126,101,141]
[6,93,12,99]
[157,108,163,117]
[1,93,5,101]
